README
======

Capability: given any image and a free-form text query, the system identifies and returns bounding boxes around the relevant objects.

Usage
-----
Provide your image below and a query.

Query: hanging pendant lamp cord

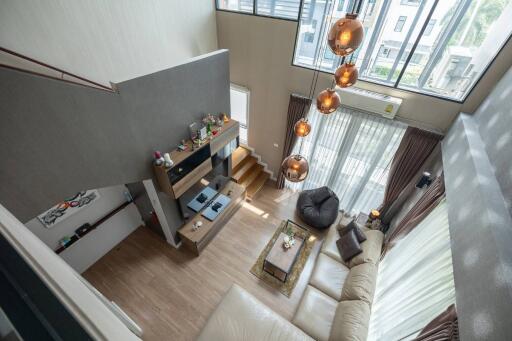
[308,0,338,99]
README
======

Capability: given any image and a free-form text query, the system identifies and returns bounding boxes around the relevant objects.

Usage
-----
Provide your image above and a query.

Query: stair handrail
[0,46,115,92]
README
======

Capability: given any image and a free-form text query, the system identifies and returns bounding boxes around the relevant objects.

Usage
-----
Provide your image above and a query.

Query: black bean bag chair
[296,186,339,230]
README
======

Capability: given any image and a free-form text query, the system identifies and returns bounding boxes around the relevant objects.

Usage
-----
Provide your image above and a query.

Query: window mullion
[359,0,392,76]
[312,0,332,69]
[394,0,439,87]
[387,0,430,83]
[416,0,471,88]
[253,0,257,15]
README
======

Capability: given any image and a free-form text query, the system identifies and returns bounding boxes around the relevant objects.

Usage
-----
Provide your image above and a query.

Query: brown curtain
[381,173,445,256]
[413,304,459,341]
[379,127,442,219]
[276,94,312,189]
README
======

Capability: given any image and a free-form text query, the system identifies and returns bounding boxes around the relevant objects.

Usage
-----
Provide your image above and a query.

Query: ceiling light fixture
[294,118,311,137]
[281,154,309,183]
[280,0,365,184]
[316,88,341,114]
[334,62,359,88]
[327,13,364,57]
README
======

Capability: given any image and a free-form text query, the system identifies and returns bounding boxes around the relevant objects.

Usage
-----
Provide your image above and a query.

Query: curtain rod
[290,92,445,136]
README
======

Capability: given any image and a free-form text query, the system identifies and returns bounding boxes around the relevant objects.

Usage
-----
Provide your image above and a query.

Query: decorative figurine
[216,115,224,127]
[220,113,229,123]
[192,220,203,231]
[154,151,165,166]
[163,153,174,168]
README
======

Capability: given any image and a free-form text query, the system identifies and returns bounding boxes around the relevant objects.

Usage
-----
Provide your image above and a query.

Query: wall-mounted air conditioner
[337,87,402,119]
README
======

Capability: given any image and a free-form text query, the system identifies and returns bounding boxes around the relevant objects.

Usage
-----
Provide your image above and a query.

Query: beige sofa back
[293,220,384,341]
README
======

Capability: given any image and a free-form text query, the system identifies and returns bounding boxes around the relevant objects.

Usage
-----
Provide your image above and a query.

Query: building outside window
[394,16,407,32]
[401,0,421,6]
[293,0,512,101]
[424,19,436,36]
[337,0,345,11]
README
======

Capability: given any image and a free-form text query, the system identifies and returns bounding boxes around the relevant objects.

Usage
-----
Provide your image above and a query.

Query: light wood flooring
[83,184,326,341]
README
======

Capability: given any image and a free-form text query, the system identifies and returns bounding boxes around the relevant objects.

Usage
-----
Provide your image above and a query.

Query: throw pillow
[336,229,363,262]
[338,220,367,243]
[336,214,353,231]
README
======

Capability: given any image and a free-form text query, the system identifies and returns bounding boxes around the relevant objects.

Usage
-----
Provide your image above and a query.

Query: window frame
[424,18,436,36]
[229,83,250,146]
[394,16,407,32]
[290,0,512,104]
[215,0,301,22]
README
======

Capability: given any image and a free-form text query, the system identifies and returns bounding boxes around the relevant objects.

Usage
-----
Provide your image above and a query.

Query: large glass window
[217,0,301,20]
[230,84,250,145]
[293,0,512,101]
[286,105,406,215]
[217,0,253,13]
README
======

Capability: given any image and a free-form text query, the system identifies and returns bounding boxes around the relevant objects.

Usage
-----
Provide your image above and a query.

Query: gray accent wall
[442,67,512,340]
[0,50,230,223]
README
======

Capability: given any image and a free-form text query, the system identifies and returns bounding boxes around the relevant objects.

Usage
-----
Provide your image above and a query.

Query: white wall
[25,185,142,273]
[0,0,218,85]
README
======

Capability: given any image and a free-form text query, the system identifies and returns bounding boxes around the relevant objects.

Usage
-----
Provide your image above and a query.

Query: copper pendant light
[335,62,358,88]
[294,118,311,137]
[316,88,340,114]
[327,13,364,57]
[281,154,309,182]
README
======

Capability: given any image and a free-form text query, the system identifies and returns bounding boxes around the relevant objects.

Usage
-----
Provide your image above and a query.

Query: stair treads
[241,164,264,188]
[232,157,257,183]
[247,172,270,198]
[232,146,251,171]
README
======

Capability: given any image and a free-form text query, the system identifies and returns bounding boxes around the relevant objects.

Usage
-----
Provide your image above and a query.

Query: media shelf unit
[153,119,241,254]
[153,119,239,199]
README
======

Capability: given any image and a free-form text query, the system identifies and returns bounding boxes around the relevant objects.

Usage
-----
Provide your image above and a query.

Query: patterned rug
[250,220,316,297]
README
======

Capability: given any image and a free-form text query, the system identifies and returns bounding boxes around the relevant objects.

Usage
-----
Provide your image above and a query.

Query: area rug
[250,220,316,297]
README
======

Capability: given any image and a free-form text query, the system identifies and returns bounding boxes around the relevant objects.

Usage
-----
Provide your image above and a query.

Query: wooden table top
[178,181,246,243]
[265,233,304,274]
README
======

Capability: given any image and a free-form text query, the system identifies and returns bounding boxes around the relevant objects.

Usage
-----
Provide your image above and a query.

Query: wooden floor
[83,184,326,341]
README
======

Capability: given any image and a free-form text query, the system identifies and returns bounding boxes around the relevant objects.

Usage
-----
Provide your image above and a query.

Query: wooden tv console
[152,119,242,255]
[178,181,245,256]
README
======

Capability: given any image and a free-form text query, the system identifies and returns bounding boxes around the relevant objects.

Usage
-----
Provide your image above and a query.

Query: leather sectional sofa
[198,215,384,341]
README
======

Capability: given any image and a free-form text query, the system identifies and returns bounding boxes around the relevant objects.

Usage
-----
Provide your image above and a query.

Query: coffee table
[263,230,305,282]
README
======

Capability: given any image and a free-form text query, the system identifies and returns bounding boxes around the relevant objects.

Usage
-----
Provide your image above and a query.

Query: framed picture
[37,190,100,228]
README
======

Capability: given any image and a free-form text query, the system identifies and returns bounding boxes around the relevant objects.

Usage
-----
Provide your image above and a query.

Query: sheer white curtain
[286,105,406,215]
[368,199,455,341]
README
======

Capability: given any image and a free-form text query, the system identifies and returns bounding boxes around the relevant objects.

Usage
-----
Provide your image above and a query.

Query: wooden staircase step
[241,163,264,188]
[246,172,270,199]
[232,156,257,183]
[232,146,251,171]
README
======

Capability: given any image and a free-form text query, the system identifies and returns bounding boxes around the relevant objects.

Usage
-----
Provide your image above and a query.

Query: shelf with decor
[153,119,240,199]
[54,200,133,254]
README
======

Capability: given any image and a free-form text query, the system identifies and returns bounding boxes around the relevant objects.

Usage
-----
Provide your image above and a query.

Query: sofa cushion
[310,253,350,301]
[341,263,378,305]
[321,222,344,263]
[329,300,371,341]
[198,284,313,341]
[293,285,338,341]
[348,230,384,268]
